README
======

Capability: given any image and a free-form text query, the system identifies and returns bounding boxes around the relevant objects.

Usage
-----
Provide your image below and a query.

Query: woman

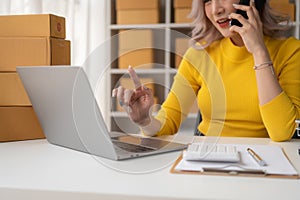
[112,0,300,142]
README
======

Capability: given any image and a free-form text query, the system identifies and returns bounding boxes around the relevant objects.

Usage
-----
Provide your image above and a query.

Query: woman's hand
[112,66,154,126]
[229,1,268,56]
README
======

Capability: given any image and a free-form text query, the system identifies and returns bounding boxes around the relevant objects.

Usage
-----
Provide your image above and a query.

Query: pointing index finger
[128,65,142,89]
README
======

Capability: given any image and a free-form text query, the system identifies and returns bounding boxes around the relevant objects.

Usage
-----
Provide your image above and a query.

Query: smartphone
[230,0,265,27]
[230,0,250,27]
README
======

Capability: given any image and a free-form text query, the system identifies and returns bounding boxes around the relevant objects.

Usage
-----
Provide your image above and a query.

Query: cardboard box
[269,1,295,21]
[119,77,155,91]
[0,14,65,39]
[175,38,189,68]
[119,49,154,69]
[119,30,153,51]
[50,38,71,65]
[174,0,193,8]
[117,9,159,24]
[118,30,154,69]
[175,8,192,23]
[0,106,44,142]
[0,37,70,72]
[0,73,31,106]
[116,0,159,10]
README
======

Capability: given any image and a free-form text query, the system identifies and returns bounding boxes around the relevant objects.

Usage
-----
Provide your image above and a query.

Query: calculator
[183,143,240,163]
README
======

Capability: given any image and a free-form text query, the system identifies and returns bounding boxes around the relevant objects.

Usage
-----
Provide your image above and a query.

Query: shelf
[110,23,169,30]
[110,23,192,30]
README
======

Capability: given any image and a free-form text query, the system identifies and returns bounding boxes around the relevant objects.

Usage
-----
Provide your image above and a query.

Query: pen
[247,148,267,167]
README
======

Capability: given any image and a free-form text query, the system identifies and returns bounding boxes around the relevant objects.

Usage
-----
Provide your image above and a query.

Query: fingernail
[233,3,238,7]
[111,89,116,97]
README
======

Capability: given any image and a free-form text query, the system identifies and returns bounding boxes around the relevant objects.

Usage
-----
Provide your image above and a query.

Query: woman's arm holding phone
[229,1,300,141]
[229,1,282,105]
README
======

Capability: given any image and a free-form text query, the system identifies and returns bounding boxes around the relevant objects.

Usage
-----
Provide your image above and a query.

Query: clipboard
[170,144,300,179]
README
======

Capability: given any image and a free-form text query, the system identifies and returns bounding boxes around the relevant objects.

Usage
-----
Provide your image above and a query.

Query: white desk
[1,136,300,200]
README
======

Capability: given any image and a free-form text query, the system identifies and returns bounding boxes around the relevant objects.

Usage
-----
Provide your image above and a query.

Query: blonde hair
[189,0,292,49]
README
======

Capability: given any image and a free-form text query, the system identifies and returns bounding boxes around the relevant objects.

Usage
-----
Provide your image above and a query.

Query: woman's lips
[217,18,231,28]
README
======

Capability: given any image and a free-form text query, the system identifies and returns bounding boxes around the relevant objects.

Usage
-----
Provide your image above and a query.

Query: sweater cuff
[260,92,296,141]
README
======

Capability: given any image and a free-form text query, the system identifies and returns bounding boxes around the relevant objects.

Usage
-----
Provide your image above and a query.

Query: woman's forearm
[253,48,282,105]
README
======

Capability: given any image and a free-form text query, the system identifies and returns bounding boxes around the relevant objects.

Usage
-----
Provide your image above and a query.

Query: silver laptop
[17,66,186,160]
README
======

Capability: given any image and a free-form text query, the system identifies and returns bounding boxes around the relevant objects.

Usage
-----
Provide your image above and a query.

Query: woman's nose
[211,0,225,16]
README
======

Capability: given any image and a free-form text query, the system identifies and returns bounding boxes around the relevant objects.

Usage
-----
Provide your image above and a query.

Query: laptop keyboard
[112,140,156,153]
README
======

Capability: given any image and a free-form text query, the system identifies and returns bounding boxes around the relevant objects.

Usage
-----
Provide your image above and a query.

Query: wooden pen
[247,148,267,167]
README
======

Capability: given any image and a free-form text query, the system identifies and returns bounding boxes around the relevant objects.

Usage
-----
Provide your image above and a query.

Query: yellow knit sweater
[155,36,300,141]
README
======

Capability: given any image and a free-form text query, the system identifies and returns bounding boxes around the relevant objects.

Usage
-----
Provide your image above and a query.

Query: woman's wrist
[139,117,161,137]
[137,116,152,127]
[253,47,271,66]
[253,61,275,75]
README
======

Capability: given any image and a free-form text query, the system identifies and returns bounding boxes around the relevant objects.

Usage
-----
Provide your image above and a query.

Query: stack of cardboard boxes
[117,29,158,111]
[174,0,193,23]
[116,0,159,24]
[116,0,159,111]
[0,14,70,142]
[173,0,192,79]
[174,0,198,114]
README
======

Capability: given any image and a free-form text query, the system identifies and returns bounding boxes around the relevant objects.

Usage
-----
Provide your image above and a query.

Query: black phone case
[230,0,265,27]
[230,0,250,27]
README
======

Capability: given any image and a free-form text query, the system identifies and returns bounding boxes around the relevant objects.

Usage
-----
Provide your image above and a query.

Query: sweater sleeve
[261,38,300,141]
[155,50,201,136]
